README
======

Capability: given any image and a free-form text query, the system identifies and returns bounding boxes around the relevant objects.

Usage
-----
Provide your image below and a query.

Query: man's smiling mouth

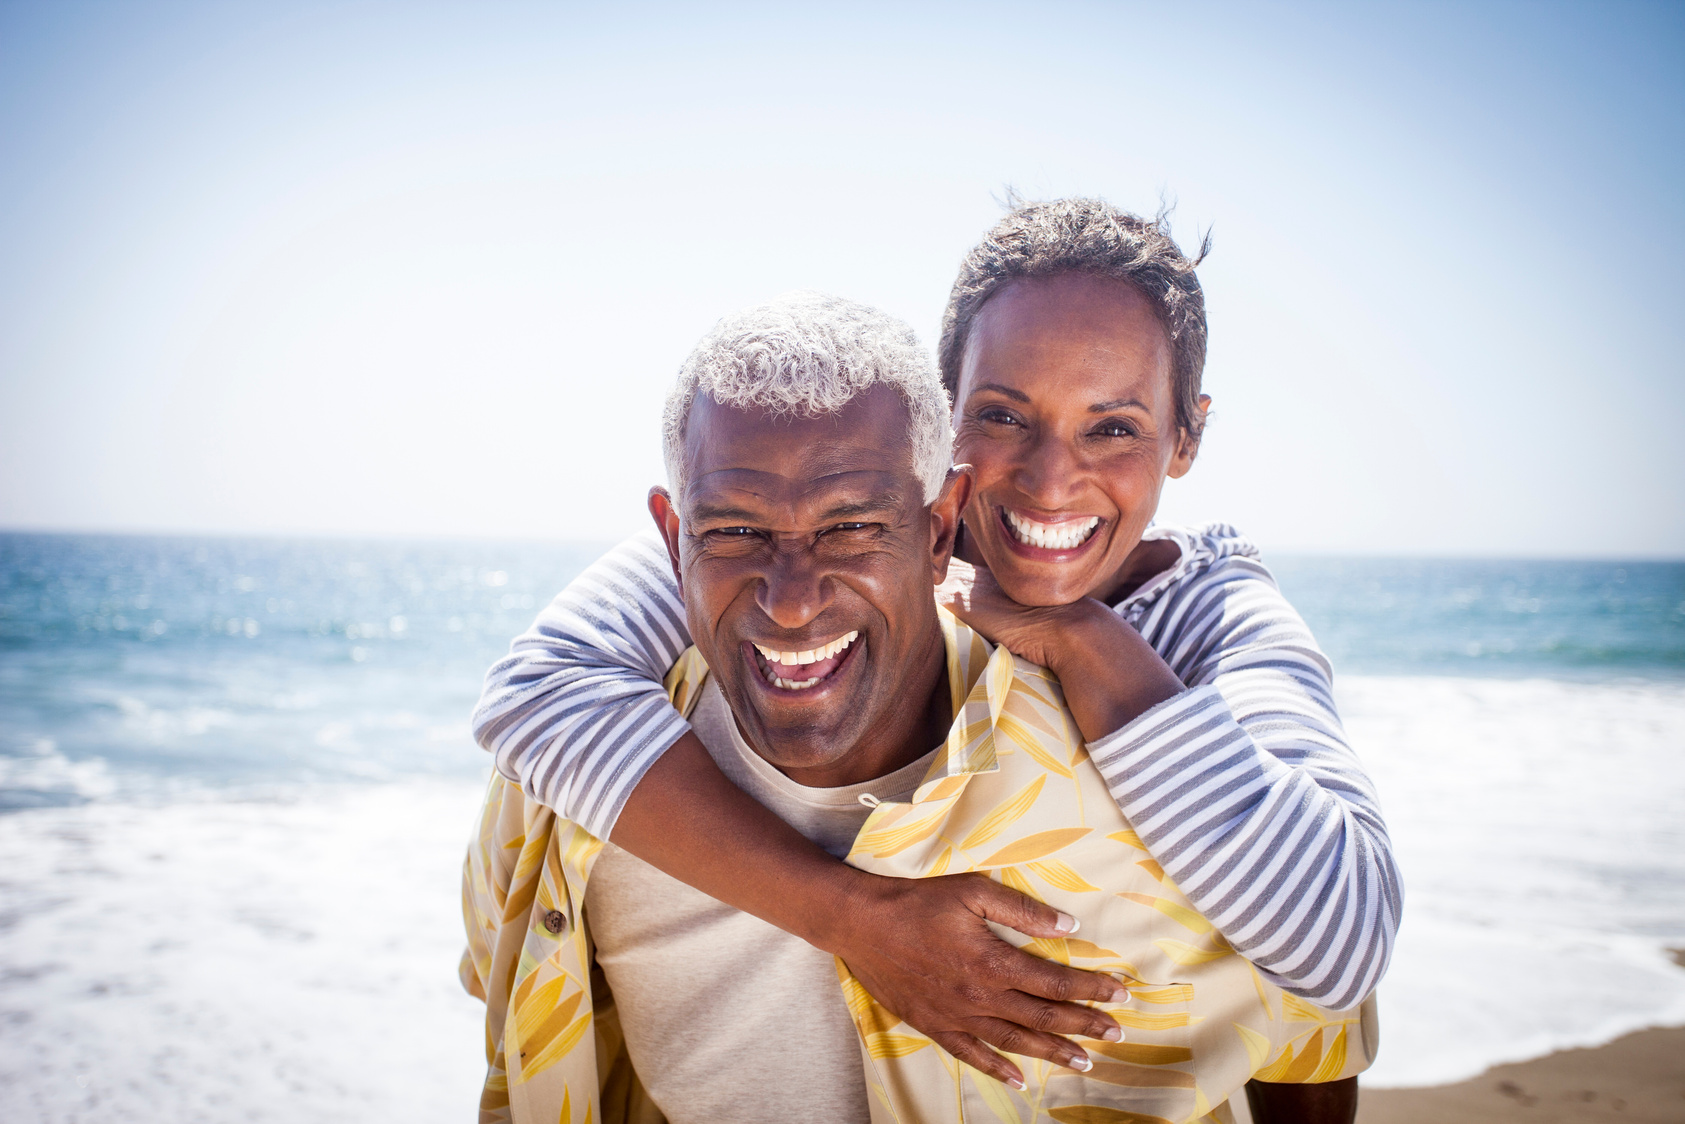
[751,631,861,691]
[1002,508,1102,551]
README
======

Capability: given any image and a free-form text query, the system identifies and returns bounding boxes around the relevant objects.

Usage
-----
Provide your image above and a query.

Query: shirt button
[543,910,566,934]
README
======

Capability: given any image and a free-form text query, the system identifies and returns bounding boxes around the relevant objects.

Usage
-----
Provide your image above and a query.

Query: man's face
[651,384,967,786]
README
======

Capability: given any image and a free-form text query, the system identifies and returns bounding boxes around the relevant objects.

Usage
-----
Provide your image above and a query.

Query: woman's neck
[1095,535,1182,605]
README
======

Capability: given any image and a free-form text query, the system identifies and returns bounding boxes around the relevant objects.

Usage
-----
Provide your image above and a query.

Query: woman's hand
[936,557,1098,669]
[614,731,1130,1088]
[938,558,1185,743]
[818,866,1131,1089]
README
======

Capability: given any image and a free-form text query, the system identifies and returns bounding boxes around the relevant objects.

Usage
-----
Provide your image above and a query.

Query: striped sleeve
[1085,539,1402,1011]
[470,530,692,840]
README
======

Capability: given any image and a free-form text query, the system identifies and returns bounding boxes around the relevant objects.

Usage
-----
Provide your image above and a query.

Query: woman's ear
[1167,395,1212,479]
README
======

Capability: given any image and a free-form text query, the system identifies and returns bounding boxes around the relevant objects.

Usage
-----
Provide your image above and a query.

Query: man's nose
[755,546,834,631]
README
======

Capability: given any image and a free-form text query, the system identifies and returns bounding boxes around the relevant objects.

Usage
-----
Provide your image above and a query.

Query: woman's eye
[975,408,1022,427]
[1094,420,1137,439]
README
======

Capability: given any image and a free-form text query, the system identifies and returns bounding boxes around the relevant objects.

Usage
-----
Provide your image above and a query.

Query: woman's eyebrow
[969,382,1031,403]
[1089,397,1149,413]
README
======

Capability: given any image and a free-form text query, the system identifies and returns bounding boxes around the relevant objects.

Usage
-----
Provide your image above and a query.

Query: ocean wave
[0,780,491,1122]
[0,741,115,810]
[1340,675,1685,1085]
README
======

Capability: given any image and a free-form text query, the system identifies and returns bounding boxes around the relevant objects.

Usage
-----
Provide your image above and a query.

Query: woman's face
[952,272,1204,607]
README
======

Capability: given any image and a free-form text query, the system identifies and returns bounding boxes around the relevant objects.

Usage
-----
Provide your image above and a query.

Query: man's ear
[1167,394,1212,480]
[647,487,684,597]
[927,465,974,582]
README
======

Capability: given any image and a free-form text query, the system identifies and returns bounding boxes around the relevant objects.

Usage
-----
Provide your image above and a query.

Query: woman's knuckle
[993,1026,1028,1053]
[1041,972,1074,1002]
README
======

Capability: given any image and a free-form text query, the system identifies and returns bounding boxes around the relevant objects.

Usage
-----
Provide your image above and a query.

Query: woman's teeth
[1004,510,1101,551]
[753,630,859,690]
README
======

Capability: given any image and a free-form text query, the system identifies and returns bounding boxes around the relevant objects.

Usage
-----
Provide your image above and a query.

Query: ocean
[1,533,1682,1119]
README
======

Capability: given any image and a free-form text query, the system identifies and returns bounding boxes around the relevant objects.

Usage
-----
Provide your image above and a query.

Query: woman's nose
[1012,432,1086,508]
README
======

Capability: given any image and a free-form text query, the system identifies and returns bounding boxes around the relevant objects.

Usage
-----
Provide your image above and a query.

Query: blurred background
[1,2,1681,1121]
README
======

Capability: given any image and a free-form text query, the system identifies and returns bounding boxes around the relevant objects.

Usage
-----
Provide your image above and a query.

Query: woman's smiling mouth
[1000,507,1103,556]
[750,630,861,691]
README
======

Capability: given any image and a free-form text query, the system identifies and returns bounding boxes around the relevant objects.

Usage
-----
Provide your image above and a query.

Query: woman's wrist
[1037,599,1128,681]
[802,860,882,955]
[1040,600,1184,742]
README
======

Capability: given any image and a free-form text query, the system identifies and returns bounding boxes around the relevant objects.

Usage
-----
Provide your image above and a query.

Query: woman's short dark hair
[937,196,1212,441]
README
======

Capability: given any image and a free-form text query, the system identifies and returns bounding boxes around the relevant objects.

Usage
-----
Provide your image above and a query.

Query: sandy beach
[1358,1024,1685,1123]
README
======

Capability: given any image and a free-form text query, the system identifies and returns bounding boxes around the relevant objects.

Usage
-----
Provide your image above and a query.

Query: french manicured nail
[1069,1053,1093,1072]
[1112,982,1131,1003]
[1054,912,1079,934]
[1008,1077,1027,1091]
[1102,1025,1123,1042]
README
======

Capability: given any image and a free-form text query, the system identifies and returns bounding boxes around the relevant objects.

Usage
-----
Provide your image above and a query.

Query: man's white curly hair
[662,291,953,506]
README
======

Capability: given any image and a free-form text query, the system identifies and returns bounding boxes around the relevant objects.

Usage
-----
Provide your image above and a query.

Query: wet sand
[1357,1024,1685,1124]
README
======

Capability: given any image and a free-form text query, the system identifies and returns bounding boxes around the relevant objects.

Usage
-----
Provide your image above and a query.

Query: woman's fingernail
[1055,912,1079,934]
[1069,1053,1093,1072]
[1112,984,1131,1003]
[1102,1025,1123,1042]
[1008,1077,1027,1091]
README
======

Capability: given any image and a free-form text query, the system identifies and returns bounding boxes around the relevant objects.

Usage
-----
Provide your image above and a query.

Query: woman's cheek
[953,436,1002,476]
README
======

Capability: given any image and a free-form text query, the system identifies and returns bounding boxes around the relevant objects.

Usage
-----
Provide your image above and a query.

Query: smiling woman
[952,271,1203,608]
[471,199,1400,1123]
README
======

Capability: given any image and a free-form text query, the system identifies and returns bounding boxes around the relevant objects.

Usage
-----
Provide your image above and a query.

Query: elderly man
[460,293,1373,1124]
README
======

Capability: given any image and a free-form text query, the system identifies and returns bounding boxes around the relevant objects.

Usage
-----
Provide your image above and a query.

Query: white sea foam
[0,778,491,1123]
[1340,674,1685,1085]
[0,741,117,805]
[0,676,1681,1116]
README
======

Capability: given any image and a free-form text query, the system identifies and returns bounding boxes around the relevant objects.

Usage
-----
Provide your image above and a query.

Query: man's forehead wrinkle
[694,466,904,500]
[685,467,910,525]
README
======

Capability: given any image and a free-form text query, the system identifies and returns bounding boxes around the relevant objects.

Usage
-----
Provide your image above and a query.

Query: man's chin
[736,704,857,762]
[717,680,861,773]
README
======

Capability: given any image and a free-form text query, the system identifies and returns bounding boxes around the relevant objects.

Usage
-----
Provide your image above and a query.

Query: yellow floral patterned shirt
[460,609,1377,1124]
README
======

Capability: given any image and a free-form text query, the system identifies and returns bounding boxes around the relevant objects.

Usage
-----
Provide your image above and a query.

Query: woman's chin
[986,559,1093,608]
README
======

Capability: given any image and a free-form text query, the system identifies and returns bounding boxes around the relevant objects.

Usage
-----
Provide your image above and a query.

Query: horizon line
[3,523,1683,564]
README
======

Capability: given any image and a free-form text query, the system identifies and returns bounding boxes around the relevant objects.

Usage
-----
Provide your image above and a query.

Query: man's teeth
[754,630,859,667]
[1005,511,1101,551]
[754,630,859,690]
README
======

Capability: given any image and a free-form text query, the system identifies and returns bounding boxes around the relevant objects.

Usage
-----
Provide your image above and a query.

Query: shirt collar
[905,608,1011,803]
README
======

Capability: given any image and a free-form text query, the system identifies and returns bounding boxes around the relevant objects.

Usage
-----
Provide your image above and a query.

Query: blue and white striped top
[471,521,1401,1012]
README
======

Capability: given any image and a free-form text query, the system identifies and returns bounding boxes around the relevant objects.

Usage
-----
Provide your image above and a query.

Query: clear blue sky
[1,0,1680,555]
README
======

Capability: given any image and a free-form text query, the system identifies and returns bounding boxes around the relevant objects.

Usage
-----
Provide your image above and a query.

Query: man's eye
[711,527,757,537]
[829,522,872,533]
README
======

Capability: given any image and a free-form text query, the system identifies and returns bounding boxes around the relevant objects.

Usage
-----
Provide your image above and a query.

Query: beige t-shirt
[583,679,938,1124]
